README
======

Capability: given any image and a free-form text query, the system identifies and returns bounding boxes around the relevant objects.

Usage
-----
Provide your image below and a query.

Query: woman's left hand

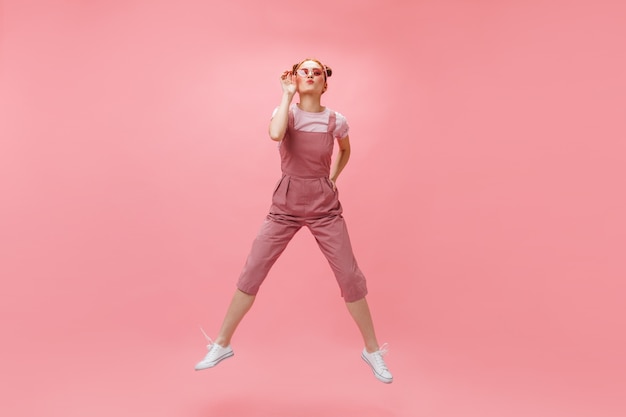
[329,178,337,192]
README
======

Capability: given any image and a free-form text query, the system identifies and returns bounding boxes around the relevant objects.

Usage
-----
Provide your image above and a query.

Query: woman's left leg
[345,296,380,353]
[308,215,393,383]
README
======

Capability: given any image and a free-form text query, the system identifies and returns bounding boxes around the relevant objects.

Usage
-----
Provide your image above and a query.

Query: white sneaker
[361,344,393,384]
[194,328,234,371]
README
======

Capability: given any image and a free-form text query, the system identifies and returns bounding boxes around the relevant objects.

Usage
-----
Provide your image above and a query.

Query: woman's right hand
[280,70,297,95]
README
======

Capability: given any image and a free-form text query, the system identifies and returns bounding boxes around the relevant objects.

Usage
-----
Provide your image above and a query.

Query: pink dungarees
[236,110,368,302]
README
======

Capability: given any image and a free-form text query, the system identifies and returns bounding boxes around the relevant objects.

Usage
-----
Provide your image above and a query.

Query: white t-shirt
[272,104,350,140]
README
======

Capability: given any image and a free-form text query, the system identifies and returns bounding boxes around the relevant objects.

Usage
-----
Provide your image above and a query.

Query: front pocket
[272,175,286,195]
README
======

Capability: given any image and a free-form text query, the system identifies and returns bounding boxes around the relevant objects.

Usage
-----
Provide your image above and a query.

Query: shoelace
[373,343,390,371]
[199,326,215,349]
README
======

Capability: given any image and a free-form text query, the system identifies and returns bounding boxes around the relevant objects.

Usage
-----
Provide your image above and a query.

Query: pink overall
[236,110,368,302]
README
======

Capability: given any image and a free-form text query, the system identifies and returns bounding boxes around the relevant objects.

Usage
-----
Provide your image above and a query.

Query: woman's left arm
[329,135,351,191]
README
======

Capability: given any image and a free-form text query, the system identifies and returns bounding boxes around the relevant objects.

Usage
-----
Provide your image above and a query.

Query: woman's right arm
[269,71,296,141]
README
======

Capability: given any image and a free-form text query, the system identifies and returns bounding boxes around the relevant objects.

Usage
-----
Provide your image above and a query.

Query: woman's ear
[325,66,332,77]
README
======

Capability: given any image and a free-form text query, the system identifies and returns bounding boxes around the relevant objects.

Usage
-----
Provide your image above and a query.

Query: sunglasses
[296,68,325,77]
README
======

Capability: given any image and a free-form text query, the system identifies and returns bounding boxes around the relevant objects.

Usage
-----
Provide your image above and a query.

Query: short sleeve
[334,111,350,140]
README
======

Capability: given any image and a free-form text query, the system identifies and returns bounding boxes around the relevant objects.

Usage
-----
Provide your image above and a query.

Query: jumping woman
[195,58,393,384]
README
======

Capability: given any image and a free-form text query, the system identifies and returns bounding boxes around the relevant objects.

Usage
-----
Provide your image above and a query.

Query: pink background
[1,1,625,416]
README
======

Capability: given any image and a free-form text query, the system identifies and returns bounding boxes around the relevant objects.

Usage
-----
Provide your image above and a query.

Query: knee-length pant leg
[236,216,301,295]
[307,215,368,302]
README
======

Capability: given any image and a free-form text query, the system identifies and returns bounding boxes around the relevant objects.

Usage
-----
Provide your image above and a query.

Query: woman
[195,58,393,384]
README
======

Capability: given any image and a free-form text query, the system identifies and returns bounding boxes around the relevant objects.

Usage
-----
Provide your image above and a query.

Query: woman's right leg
[215,289,256,347]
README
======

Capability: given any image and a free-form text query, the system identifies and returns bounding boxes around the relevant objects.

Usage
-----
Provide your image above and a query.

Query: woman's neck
[297,94,325,113]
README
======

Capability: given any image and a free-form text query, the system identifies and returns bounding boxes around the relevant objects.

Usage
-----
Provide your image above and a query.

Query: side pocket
[322,177,337,195]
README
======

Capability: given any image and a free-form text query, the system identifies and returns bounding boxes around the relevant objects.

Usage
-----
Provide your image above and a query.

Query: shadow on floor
[198,397,397,417]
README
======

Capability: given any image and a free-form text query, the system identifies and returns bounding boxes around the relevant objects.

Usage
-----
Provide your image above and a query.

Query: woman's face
[295,60,327,95]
